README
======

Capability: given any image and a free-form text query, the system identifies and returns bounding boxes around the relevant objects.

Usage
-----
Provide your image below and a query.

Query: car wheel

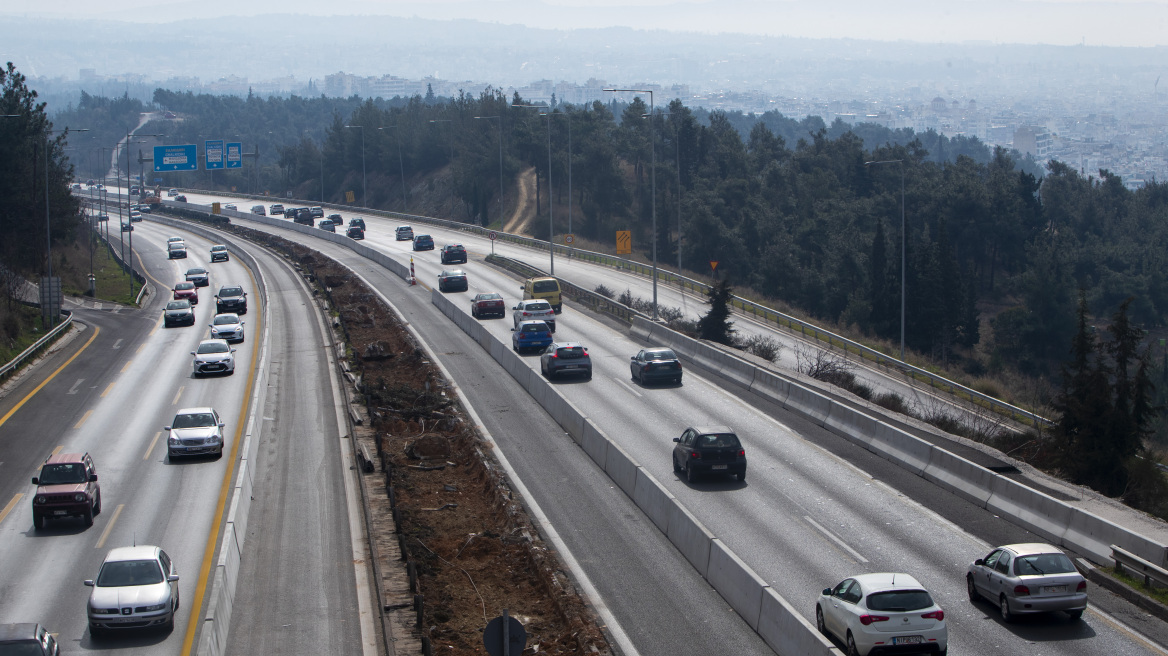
[673,455,682,473]
[585,370,592,380]
[966,575,981,602]
[686,463,699,484]
[83,505,94,527]
[32,512,44,530]
[164,607,175,632]
[738,471,746,482]
[999,595,1014,623]
[846,631,860,656]
[676,376,683,384]
[1068,609,1083,621]
[816,606,828,636]
[94,492,102,515]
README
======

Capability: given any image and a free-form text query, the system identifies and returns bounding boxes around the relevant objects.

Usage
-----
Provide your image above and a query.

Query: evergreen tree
[698,279,736,345]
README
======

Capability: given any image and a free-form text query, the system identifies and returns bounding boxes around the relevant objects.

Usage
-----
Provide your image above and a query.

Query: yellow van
[522,276,562,313]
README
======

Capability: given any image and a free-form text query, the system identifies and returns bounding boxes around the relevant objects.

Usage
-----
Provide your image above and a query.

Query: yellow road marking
[74,410,93,429]
[0,325,100,430]
[0,494,22,526]
[100,382,115,397]
[172,386,184,406]
[144,432,162,460]
[120,359,133,373]
[138,341,149,353]
[95,504,124,549]
[181,265,262,656]
[52,445,63,456]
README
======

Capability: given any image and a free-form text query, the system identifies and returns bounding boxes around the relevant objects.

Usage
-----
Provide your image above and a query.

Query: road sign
[710,261,719,271]
[205,140,225,170]
[564,233,575,244]
[154,177,162,183]
[616,230,631,254]
[346,190,356,203]
[488,231,497,241]
[226,142,242,169]
[154,145,197,172]
[212,202,221,215]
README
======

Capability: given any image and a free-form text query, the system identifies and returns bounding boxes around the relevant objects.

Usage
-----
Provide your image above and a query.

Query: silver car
[967,543,1087,622]
[165,407,225,458]
[209,313,245,343]
[85,545,179,636]
[512,299,556,331]
[184,267,209,287]
[191,339,235,376]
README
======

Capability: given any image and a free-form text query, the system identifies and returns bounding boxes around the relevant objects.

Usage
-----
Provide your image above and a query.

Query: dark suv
[539,342,593,380]
[0,623,60,655]
[440,243,468,264]
[215,285,248,315]
[413,234,434,251]
[31,452,101,529]
[293,208,314,226]
[672,426,747,483]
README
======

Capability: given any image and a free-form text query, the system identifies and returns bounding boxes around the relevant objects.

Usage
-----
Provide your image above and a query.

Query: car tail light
[859,614,889,626]
[1076,581,1087,592]
[921,610,944,621]
[549,352,558,358]
[690,452,700,459]
[1014,585,1031,596]
[738,449,746,456]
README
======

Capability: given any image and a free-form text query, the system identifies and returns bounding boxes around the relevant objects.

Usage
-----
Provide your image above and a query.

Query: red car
[471,292,506,319]
[31,452,102,529]
[173,281,198,305]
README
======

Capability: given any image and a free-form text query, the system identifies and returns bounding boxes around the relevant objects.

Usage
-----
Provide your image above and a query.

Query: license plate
[563,365,578,369]
[712,464,728,470]
[54,510,68,515]
[892,636,922,645]
[1045,585,1068,594]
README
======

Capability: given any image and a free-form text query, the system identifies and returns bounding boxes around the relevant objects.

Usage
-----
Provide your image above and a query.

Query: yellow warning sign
[211,202,221,215]
[616,230,631,254]
[346,190,356,203]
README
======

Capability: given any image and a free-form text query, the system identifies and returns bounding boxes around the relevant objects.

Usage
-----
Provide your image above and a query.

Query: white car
[165,407,225,458]
[85,545,180,637]
[167,188,179,197]
[512,299,556,331]
[816,573,947,656]
[224,203,237,211]
[190,339,236,376]
[209,313,245,343]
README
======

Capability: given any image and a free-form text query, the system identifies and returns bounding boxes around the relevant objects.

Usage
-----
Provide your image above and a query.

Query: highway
[148,195,1168,656]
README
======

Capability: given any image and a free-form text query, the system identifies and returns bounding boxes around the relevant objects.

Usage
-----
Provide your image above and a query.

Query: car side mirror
[510,328,516,332]
[84,580,95,587]
[190,351,196,355]
[90,474,98,482]
[630,356,636,361]
[218,423,225,428]
[231,349,237,353]
[208,324,213,328]
[974,559,985,567]
[823,588,833,596]
[241,321,245,325]
[31,477,39,485]
[672,437,680,443]
[168,574,180,582]
[164,426,171,431]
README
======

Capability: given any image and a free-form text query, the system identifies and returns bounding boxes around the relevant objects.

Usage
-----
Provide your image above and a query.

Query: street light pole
[344,125,366,207]
[864,158,907,360]
[378,125,409,212]
[472,116,504,227]
[607,89,657,320]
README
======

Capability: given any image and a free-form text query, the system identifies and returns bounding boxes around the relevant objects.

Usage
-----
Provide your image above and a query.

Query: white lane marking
[614,378,643,397]
[67,378,85,395]
[803,515,869,563]
[112,338,123,349]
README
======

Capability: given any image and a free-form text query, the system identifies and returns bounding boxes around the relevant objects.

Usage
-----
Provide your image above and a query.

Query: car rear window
[1014,553,1076,576]
[478,293,502,300]
[533,280,558,293]
[557,346,586,358]
[865,590,934,612]
[528,301,552,311]
[646,349,677,360]
[522,323,548,333]
[696,433,741,448]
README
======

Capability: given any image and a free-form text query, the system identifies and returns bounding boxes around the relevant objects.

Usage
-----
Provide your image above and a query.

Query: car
[630,347,683,385]
[251,205,266,215]
[85,545,180,636]
[30,452,101,530]
[967,543,1087,622]
[167,188,178,197]
[0,623,60,654]
[319,219,336,232]
[174,194,187,202]
[471,292,505,319]
[173,281,198,304]
[522,276,562,313]
[95,183,105,190]
[437,269,468,292]
[441,243,468,264]
[129,185,140,195]
[129,203,140,212]
[396,225,414,241]
[413,234,434,251]
[310,206,324,218]
[512,299,556,331]
[283,206,299,218]
[163,300,195,327]
[138,204,152,214]
[86,179,95,186]
[269,203,285,215]
[293,208,314,226]
[120,221,133,232]
[168,242,187,259]
[816,573,948,656]
[540,342,593,380]
[346,225,365,240]
[129,210,142,222]
[327,213,343,223]
[209,313,245,342]
[215,285,247,314]
[184,267,209,287]
[210,244,229,262]
[191,339,236,376]
[512,320,554,353]
[167,236,183,245]
[95,214,109,222]
[671,425,747,482]
[72,182,82,190]
[223,203,237,211]
[349,218,366,230]
[165,407,225,458]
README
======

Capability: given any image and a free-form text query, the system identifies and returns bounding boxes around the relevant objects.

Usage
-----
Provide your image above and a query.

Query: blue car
[512,320,553,353]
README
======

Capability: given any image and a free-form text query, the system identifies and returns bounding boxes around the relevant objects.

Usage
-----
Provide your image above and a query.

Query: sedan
[440,243,468,264]
[174,195,187,202]
[185,267,209,287]
[540,342,592,380]
[512,299,556,331]
[817,573,948,656]
[224,203,237,211]
[630,347,683,385]
[173,281,198,304]
[209,313,245,343]
[85,545,179,637]
[967,543,1087,622]
[165,407,225,458]
[191,339,235,376]
[210,244,229,262]
[437,269,468,292]
[672,425,747,482]
[163,300,195,327]
[471,292,506,319]
[129,209,142,222]
[512,320,553,353]
[120,222,133,232]
[346,225,365,240]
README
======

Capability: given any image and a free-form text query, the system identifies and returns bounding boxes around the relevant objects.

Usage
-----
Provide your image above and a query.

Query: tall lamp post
[607,88,658,320]
[864,158,906,360]
[344,124,366,208]
[124,132,164,300]
[429,119,456,219]
[378,125,409,212]
[472,115,504,227]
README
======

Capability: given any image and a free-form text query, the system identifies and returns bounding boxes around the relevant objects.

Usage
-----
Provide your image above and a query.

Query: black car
[163,300,195,327]
[293,208,314,226]
[283,206,300,218]
[349,218,366,231]
[630,347,683,385]
[215,285,248,315]
[441,243,468,264]
[327,213,343,224]
[413,234,435,251]
[437,269,468,292]
[346,225,365,240]
[0,623,60,655]
[540,342,593,380]
[672,425,747,483]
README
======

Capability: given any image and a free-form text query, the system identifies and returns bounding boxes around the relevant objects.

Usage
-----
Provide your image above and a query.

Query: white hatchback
[512,299,556,331]
[816,573,947,656]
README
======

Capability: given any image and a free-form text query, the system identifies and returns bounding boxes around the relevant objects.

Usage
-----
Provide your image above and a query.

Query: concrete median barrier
[823,404,877,449]
[783,384,833,426]
[750,370,791,406]
[759,588,842,656]
[986,476,1074,545]
[866,422,932,475]
[921,447,996,507]
[605,441,641,497]
[1063,508,1167,566]
[721,353,758,388]
[555,396,587,443]
[581,420,610,469]
[666,501,715,577]
[632,468,675,533]
[706,539,768,631]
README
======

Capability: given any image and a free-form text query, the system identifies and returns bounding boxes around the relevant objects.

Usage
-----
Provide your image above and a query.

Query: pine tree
[698,280,736,345]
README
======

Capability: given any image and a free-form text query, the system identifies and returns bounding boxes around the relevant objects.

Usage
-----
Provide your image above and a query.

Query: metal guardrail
[0,311,74,382]
[154,187,1053,429]
[1112,544,1168,589]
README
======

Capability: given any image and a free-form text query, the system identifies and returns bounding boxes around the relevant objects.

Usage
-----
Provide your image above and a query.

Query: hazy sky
[4,0,1168,47]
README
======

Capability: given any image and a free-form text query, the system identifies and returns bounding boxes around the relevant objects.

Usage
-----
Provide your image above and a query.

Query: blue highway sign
[206,140,225,170]
[154,145,197,172]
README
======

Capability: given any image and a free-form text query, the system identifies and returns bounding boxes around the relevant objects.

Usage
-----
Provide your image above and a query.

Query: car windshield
[175,282,193,290]
[96,560,164,587]
[696,433,741,448]
[645,349,677,360]
[173,413,216,429]
[522,323,548,333]
[166,301,189,310]
[533,280,558,293]
[866,590,934,612]
[1015,553,1077,576]
[197,342,229,354]
[37,462,87,485]
[219,287,243,297]
[527,302,551,311]
[213,315,238,325]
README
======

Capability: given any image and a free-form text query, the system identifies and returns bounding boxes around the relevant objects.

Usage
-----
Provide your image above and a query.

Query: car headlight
[169,437,180,445]
[74,493,86,502]
[35,495,46,504]
[142,602,168,612]
[92,607,119,615]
